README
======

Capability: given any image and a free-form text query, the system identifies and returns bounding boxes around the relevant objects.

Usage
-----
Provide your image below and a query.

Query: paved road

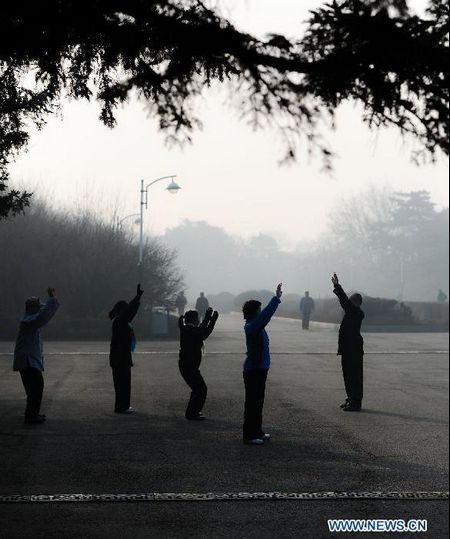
[0,316,448,538]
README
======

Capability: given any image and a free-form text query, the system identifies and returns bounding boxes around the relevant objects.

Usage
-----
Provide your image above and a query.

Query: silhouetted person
[175,291,188,316]
[195,292,210,322]
[332,273,365,412]
[242,283,283,445]
[109,284,144,414]
[300,291,315,330]
[178,307,219,420]
[437,289,448,303]
[13,288,60,425]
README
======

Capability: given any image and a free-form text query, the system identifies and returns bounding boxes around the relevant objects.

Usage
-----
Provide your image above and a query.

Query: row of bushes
[208,290,449,329]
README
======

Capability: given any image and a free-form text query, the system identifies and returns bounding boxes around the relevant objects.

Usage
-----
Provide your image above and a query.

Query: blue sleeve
[27,298,60,329]
[246,297,281,334]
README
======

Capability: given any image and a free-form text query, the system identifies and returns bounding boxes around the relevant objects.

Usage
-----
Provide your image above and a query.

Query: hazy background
[7,0,449,302]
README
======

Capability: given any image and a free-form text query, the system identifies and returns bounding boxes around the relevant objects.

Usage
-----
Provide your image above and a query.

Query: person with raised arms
[178,307,219,421]
[109,284,144,415]
[14,287,60,425]
[242,283,283,445]
[332,273,365,412]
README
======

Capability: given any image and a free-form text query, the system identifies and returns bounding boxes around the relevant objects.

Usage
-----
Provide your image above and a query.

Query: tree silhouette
[328,188,449,299]
[0,0,448,218]
[0,198,183,321]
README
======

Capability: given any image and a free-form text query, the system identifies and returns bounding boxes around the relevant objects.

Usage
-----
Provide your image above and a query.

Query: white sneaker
[244,438,265,446]
[119,407,135,415]
[262,433,271,441]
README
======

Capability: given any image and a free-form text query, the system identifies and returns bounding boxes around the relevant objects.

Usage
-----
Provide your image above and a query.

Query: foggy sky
[9,0,449,249]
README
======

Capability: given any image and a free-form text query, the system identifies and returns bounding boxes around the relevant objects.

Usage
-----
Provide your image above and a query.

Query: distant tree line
[164,189,449,302]
[319,189,449,301]
[0,199,182,336]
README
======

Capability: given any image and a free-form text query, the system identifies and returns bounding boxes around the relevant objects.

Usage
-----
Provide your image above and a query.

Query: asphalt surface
[0,315,448,538]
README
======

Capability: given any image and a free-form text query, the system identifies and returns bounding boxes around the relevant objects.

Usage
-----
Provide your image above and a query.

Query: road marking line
[0,351,448,357]
[0,492,447,504]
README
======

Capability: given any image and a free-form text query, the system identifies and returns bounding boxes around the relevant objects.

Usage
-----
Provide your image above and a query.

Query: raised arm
[247,284,283,334]
[332,274,354,314]
[122,284,144,323]
[28,288,60,329]
[201,310,219,340]
[199,307,213,330]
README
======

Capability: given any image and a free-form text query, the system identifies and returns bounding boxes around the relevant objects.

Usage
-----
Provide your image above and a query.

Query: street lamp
[138,175,181,281]
[116,213,141,230]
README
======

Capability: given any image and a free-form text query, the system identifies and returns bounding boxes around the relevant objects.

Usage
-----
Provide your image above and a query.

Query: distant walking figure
[109,284,144,414]
[242,283,282,445]
[13,288,60,425]
[175,291,188,316]
[300,291,315,330]
[332,273,365,412]
[195,292,210,322]
[178,307,219,420]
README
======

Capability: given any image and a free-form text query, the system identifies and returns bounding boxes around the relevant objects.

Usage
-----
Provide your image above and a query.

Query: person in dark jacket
[300,291,315,330]
[178,307,219,420]
[109,284,144,414]
[332,273,365,412]
[195,292,210,322]
[14,288,60,425]
[242,283,283,445]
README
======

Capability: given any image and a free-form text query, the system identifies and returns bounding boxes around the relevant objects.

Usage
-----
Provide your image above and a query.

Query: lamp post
[399,254,405,302]
[138,175,181,282]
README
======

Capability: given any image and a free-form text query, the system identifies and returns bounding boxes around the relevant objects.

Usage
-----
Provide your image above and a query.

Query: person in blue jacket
[13,287,60,425]
[242,283,283,445]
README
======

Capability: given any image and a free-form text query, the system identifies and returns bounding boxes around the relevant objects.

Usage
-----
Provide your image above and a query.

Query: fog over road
[0,317,448,538]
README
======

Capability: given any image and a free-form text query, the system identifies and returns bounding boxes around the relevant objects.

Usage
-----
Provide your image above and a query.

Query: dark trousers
[302,313,311,330]
[112,365,131,413]
[179,362,208,419]
[20,367,44,418]
[243,369,268,441]
[341,354,364,406]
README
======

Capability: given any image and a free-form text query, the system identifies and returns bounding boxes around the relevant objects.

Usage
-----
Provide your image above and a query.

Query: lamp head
[167,178,181,195]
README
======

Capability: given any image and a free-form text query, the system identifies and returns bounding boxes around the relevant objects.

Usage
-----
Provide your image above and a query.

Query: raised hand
[137,284,144,298]
[276,283,283,299]
[332,273,340,288]
[212,310,219,322]
[48,288,56,298]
